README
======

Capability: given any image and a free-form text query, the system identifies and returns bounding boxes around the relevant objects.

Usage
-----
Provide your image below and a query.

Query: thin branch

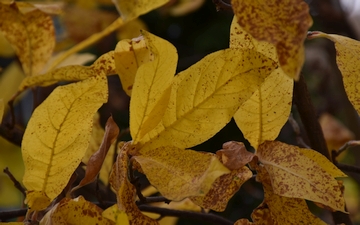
[335,140,360,157]
[0,208,27,221]
[212,0,233,12]
[288,114,311,148]
[136,196,171,205]
[3,167,26,197]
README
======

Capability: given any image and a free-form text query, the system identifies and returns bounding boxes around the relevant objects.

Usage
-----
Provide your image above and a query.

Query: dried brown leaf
[216,141,254,170]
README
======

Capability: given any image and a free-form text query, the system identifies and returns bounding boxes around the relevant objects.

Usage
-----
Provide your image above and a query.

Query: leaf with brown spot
[113,0,169,21]
[0,1,55,76]
[234,219,254,225]
[307,32,360,114]
[22,75,108,210]
[39,196,114,225]
[231,0,312,80]
[250,165,327,225]
[18,51,115,91]
[216,141,254,170]
[256,140,346,212]
[71,116,119,193]
[190,166,252,211]
[133,146,230,201]
[109,143,159,225]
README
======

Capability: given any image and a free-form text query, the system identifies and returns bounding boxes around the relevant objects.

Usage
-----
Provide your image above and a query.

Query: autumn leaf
[133,146,230,201]
[22,75,108,210]
[113,0,169,21]
[129,31,177,143]
[39,196,114,225]
[256,140,346,212]
[139,48,276,151]
[71,116,119,193]
[109,143,159,225]
[231,0,312,80]
[229,16,293,149]
[18,51,115,91]
[249,165,327,225]
[114,35,152,96]
[82,113,116,186]
[216,141,255,170]
[0,1,56,76]
[308,32,360,115]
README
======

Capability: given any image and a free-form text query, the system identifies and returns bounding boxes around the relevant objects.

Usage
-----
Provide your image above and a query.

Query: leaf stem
[47,17,125,71]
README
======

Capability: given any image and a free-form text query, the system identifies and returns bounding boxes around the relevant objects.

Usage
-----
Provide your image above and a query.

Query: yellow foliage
[102,204,129,225]
[117,18,148,40]
[0,62,25,105]
[129,31,178,143]
[256,141,346,212]
[22,75,108,209]
[308,32,360,115]
[0,1,55,76]
[0,32,14,57]
[231,0,312,80]
[230,16,293,149]
[139,48,276,150]
[133,146,230,201]
[113,0,169,21]
[39,196,114,225]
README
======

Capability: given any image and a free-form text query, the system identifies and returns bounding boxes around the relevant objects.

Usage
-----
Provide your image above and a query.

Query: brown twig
[3,167,26,197]
[212,0,233,12]
[335,140,360,158]
[337,163,360,174]
[0,123,24,146]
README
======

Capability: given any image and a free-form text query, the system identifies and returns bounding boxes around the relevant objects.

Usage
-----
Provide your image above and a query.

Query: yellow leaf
[113,0,169,21]
[231,0,313,80]
[130,31,178,142]
[229,16,293,149]
[0,223,24,225]
[256,141,346,212]
[0,1,55,76]
[139,48,276,150]
[115,35,152,96]
[308,32,360,115]
[41,52,96,73]
[116,18,148,41]
[299,148,347,178]
[22,75,108,209]
[0,99,3,122]
[133,146,230,201]
[109,143,159,225]
[251,166,327,225]
[39,196,114,225]
[72,116,119,192]
[190,166,252,211]
[164,0,205,17]
[82,113,116,186]
[102,204,129,225]
[18,51,115,91]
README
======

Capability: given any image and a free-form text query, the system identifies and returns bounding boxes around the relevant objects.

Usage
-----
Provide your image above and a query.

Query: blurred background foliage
[1,0,360,224]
